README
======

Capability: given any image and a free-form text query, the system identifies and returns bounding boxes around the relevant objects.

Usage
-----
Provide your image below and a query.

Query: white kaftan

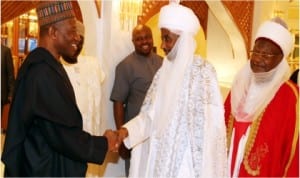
[63,55,105,136]
[123,56,228,178]
[63,55,105,177]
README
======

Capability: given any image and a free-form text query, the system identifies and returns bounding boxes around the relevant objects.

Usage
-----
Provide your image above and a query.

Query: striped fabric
[36,1,75,27]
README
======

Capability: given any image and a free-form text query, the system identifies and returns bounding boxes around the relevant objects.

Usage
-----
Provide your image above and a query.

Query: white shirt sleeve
[123,112,152,149]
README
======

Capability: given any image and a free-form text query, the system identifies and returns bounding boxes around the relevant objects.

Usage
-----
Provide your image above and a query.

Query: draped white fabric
[63,55,106,177]
[62,55,105,135]
[231,18,293,122]
[230,59,290,122]
[123,56,228,178]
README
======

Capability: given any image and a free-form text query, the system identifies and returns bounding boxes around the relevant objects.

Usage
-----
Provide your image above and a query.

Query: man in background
[61,20,106,177]
[62,20,105,136]
[1,44,15,109]
[1,44,15,132]
[110,24,162,175]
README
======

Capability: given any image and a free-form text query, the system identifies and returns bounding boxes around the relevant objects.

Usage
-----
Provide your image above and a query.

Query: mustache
[251,61,265,68]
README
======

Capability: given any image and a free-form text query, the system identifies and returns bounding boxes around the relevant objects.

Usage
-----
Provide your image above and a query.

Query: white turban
[231,18,292,122]
[153,2,200,138]
[158,3,200,35]
[255,18,294,58]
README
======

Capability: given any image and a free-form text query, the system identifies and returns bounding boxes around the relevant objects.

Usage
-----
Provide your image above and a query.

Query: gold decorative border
[283,81,299,177]
[226,114,235,150]
[242,110,265,176]
[227,110,265,176]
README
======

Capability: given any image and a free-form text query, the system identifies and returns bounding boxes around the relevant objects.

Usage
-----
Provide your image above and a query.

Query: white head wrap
[255,18,294,58]
[231,18,291,121]
[158,3,200,35]
[152,3,201,134]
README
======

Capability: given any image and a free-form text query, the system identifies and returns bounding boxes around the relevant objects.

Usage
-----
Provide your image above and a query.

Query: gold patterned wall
[138,0,253,54]
[222,1,254,55]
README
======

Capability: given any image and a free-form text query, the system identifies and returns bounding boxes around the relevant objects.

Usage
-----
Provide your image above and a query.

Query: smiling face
[160,28,179,55]
[132,25,153,56]
[53,18,80,59]
[62,35,84,64]
[250,38,284,73]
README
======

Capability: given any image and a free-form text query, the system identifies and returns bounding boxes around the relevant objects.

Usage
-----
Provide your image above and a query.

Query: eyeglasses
[249,50,282,59]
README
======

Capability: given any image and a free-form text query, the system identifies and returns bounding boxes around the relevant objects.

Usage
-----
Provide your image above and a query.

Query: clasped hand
[103,128,128,152]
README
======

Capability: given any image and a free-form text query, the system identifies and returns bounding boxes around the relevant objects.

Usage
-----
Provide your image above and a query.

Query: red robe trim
[225,81,299,177]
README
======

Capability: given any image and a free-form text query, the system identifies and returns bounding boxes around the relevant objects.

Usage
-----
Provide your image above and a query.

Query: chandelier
[119,0,143,31]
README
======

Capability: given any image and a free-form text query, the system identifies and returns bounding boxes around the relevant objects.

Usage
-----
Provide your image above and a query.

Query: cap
[36,1,75,27]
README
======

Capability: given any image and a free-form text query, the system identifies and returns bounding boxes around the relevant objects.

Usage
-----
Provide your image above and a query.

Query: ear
[48,26,58,40]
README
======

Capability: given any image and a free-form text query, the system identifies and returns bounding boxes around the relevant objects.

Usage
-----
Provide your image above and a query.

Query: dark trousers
[125,158,130,177]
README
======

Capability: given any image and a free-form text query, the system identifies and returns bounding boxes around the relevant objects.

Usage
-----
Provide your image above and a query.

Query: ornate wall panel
[1,1,40,24]
[139,0,208,36]
[222,1,254,52]
[181,1,208,36]
[139,0,253,52]
[2,0,253,53]
[138,1,169,24]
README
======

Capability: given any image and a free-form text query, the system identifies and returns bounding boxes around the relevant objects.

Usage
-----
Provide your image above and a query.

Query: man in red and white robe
[225,17,299,177]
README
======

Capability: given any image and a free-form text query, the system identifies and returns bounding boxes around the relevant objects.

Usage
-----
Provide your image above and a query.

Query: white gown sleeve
[123,112,152,148]
[122,69,160,149]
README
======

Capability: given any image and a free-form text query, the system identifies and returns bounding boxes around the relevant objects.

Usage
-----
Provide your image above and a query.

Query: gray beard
[252,67,277,84]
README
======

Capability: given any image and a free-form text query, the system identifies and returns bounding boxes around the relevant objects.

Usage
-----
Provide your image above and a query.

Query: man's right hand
[103,129,118,152]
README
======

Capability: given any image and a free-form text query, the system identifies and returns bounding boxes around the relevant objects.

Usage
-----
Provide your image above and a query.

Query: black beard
[62,55,78,64]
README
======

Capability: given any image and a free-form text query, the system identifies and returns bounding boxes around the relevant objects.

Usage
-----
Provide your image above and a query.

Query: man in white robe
[61,21,106,177]
[61,21,105,136]
[116,3,228,178]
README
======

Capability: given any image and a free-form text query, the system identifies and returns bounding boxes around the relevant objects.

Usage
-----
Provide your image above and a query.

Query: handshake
[103,128,129,153]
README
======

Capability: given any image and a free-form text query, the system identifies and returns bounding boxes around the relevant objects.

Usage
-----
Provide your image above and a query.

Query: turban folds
[255,19,294,58]
[158,3,200,35]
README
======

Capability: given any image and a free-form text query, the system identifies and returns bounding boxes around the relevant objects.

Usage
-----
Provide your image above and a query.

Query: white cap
[158,3,200,35]
[255,18,294,58]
